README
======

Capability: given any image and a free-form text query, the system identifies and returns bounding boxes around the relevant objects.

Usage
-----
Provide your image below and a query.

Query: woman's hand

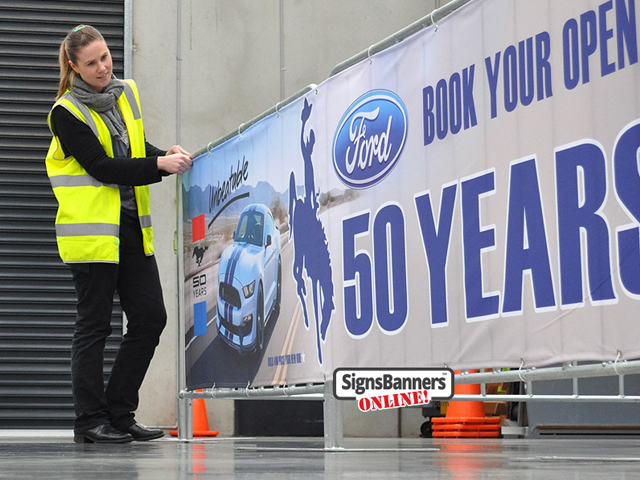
[166,144,191,157]
[157,145,192,175]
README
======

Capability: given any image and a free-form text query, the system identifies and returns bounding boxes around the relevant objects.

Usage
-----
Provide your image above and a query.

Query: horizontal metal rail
[189,0,474,162]
[451,394,640,403]
[453,359,640,385]
[189,84,316,160]
[179,359,640,403]
[330,0,473,77]
[179,384,324,400]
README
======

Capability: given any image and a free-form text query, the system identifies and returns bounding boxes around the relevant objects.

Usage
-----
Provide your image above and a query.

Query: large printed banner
[182,0,640,389]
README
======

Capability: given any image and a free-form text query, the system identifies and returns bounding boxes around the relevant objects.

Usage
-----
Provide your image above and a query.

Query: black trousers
[69,214,167,434]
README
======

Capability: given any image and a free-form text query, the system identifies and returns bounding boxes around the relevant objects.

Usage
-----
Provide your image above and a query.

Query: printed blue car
[216,204,282,354]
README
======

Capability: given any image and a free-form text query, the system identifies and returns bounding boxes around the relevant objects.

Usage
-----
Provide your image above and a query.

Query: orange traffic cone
[445,371,486,418]
[431,370,500,438]
[170,390,219,437]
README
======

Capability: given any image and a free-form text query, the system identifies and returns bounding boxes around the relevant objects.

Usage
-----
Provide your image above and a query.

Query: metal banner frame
[175,0,640,448]
[175,360,640,448]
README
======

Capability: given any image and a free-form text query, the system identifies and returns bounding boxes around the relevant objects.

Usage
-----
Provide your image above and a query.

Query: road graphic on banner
[270,300,303,385]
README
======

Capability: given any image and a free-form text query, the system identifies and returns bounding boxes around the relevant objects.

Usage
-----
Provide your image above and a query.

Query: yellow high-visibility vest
[45,79,154,263]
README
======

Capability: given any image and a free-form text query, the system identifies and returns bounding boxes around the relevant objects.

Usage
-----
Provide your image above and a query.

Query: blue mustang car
[216,204,282,354]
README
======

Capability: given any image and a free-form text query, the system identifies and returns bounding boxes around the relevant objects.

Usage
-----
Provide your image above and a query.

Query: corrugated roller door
[0,1,125,428]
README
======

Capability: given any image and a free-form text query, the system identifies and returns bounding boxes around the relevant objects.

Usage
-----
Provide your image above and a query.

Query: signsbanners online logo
[333,368,454,412]
[332,90,408,189]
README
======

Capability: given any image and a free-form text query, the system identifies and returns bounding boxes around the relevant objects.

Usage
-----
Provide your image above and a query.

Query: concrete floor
[0,434,639,479]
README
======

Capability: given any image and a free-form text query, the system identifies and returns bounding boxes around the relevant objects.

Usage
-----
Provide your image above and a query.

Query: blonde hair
[56,25,105,100]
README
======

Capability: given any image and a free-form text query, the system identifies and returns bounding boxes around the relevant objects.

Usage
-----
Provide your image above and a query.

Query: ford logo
[332,90,408,189]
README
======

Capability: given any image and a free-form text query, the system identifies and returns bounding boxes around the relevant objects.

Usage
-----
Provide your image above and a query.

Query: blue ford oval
[332,90,408,189]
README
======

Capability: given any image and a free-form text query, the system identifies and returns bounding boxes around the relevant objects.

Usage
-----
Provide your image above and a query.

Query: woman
[45,25,192,443]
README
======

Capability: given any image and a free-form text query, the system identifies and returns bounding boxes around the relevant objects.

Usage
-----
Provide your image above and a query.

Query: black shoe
[121,423,164,441]
[74,424,134,444]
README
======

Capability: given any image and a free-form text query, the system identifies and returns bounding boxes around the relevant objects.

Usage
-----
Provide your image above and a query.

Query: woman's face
[69,39,112,93]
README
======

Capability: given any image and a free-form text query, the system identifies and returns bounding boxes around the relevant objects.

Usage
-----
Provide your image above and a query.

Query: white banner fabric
[181,0,640,389]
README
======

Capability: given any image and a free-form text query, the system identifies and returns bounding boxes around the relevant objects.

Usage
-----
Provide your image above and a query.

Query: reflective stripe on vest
[59,93,100,138]
[123,82,141,120]
[56,223,120,237]
[139,214,152,229]
[48,174,109,189]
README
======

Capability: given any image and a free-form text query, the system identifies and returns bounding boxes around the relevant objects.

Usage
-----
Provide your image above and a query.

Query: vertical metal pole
[123,0,133,79]
[323,380,344,450]
[177,396,193,440]
[173,0,193,441]
[279,0,286,102]
[175,173,192,439]
[175,0,183,145]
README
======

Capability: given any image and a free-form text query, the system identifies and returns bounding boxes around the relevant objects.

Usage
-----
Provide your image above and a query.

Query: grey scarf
[71,77,130,149]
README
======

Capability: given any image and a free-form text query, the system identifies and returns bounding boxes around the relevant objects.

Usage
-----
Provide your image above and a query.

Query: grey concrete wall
[131,0,444,436]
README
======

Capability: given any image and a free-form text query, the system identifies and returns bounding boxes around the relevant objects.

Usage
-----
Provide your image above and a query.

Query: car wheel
[256,284,265,352]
